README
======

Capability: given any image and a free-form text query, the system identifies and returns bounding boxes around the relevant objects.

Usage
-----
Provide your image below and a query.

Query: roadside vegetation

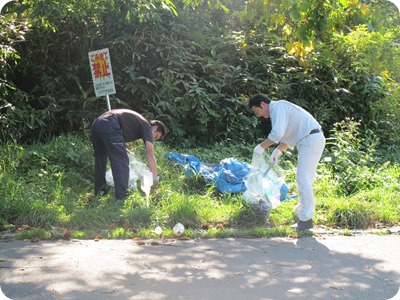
[1,119,399,240]
[1,0,400,239]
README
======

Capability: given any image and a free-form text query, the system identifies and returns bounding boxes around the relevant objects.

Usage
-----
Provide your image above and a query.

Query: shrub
[324,118,381,195]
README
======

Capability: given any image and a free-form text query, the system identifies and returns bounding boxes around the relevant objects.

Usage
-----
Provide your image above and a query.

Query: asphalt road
[1,231,400,300]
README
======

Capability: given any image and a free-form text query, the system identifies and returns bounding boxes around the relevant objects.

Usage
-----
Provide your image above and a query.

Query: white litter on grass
[152,226,163,235]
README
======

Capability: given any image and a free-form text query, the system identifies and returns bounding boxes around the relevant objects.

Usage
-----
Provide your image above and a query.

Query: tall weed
[325,118,382,196]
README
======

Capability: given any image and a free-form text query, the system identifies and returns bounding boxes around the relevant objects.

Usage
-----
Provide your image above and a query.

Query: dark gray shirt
[106,109,153,143]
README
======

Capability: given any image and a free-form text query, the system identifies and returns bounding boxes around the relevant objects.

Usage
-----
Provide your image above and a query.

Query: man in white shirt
[249,94,326,230]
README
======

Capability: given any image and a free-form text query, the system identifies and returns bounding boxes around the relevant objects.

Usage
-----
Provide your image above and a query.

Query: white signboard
[88,48,116,97]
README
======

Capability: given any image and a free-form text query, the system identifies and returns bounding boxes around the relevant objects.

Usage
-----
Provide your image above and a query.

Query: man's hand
[152,175,159,186]
[151,176,159,193]
[270,148,282,163]
[253,144,264,156]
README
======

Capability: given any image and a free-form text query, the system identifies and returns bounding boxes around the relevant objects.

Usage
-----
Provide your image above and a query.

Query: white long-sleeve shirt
[268,100,321,149]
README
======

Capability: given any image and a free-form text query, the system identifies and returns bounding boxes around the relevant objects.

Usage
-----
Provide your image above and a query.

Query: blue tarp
[166,152,250,193]
[166,152,294,202]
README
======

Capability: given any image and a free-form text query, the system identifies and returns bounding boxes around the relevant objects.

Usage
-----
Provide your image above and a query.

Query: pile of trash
[166,152,291,214]
[166,152,250,193]
[106,151,293,215]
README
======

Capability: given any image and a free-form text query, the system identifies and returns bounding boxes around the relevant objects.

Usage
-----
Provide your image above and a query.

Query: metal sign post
[106,94,111,111]
[88,48,116,111]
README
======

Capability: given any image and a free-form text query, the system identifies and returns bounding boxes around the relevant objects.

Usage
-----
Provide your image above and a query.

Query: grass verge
[1,130,399,240]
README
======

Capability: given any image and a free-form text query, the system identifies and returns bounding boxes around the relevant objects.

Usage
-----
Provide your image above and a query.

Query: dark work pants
[91,114,129,200]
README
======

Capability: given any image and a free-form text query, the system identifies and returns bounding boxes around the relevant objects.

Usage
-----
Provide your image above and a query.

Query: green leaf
[289,8,301,21]
[339,0,349,9]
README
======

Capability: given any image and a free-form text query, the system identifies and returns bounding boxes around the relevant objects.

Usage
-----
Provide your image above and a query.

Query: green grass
[0,130,399,240]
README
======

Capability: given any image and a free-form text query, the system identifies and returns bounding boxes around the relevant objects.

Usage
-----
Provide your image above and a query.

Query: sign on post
[88,48,116,111]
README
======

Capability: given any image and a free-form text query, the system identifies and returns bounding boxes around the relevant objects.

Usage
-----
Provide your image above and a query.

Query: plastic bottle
[173,223,185,236]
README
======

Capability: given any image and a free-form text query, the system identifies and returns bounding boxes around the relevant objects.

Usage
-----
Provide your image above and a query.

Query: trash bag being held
[106,153,150,190]
[242,152,285,213]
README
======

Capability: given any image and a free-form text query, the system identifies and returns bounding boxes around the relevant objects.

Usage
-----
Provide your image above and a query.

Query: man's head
[248,94,271,118]
[150,120,169,140]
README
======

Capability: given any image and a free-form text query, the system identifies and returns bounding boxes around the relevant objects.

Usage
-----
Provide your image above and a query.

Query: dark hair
[248,94,271,108]
[150,120,169,139]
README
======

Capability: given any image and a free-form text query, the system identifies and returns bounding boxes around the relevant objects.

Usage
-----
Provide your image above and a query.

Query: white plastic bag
[106,153,150,190]
[242,152,286,213]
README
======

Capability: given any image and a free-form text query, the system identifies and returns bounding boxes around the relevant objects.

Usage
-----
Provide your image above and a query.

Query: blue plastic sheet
[166,152,250,193]
[166,152,294,212]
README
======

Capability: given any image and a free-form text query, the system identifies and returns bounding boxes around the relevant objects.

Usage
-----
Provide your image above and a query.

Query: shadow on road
[1,235,399,299]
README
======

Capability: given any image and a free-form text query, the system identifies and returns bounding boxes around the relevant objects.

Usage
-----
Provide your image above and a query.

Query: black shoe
[96,186,109,198]
[297,219,313,230]
[291,219,313,231]
[116,190,130,201]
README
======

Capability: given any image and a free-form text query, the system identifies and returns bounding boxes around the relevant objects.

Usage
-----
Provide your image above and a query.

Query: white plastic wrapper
[242,152,286,213]
[106,153,150,190]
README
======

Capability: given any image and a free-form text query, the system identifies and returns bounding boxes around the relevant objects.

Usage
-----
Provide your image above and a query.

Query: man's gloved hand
[270,148,282,163]
[253,144,264,156]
